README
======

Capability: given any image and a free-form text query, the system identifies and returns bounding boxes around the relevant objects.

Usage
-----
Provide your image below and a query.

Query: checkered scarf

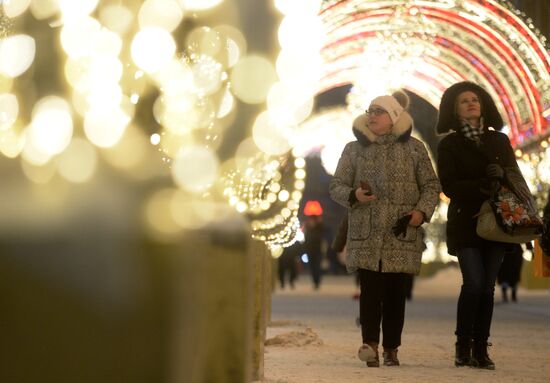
[460,118,484,142]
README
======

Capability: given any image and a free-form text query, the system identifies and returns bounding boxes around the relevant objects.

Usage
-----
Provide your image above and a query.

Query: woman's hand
[355,188,377,203]
[407,210,425,227]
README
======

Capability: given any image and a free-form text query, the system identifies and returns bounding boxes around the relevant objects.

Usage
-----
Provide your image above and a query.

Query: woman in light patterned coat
[329,91,440,368]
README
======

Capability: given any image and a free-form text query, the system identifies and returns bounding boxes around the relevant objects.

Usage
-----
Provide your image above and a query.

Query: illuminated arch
[317,0,550,148]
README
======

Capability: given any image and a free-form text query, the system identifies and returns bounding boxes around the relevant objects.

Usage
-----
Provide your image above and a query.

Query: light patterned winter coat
[329,113,440,275]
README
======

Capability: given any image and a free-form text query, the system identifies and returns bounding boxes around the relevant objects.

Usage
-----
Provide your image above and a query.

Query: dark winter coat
[497,244,523,286]
[437,130,518,255]
[329,114,440,275]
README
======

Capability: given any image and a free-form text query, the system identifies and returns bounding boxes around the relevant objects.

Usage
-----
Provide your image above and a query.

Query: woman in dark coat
[436,81,521,370]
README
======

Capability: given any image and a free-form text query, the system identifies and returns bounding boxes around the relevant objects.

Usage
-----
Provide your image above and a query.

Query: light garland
[318,0,549,147]
[222,152,306,249]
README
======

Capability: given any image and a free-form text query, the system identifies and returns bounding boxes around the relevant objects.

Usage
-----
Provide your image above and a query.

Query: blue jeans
[455,245,505,341]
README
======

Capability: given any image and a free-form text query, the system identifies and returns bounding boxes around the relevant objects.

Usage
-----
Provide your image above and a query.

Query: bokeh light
[0,34,36,77]
[0,93,18,131]
[3,0,31,18]
[84,107,130,148]
[58,0,99,19]
[171,145,219,193]
[29,0,60,20]
[0,128,25,158]
[230,55,277,104]
[99,4,134,36]
[21,158,57,185]
[139,0,184,32]
[131,27,176,73]
[180,0,224,12]
[57,138,97,183]
[252,111,291,155]
[28,96,73,156]
[60,17,101,59]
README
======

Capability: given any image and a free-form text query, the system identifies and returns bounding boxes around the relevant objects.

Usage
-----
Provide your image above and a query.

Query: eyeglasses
[365,108,387,116]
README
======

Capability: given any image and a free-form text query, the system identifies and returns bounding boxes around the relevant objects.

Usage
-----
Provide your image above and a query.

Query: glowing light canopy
[318,0,549,147]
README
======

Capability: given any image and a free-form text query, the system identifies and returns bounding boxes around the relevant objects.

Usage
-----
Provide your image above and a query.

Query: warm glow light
[131,27,176,73]
[0,93,18,131]
[179,0,224,11]
[102,126,149,171]
[217,86,234,118]
[171,145,219,193]
[171,191,220,229]
[29,96,73,156]
[151,59,194,95]
[94,28,123,57]
[3,0,31,18]
[190,54,224,96]
[22,136,53,166]
[84,107,130,147]
[139,0,184,32]
[278,190,290,202]
[57,138,97,183]
[267,81,314,124]
[60,17,101,59]
[252,111,291,155]
[187,26,222,57]
[230,55,277,104]
[29,0,60,19]
[145,188,182,238]
[278,14,324,51]
[0,128,25,158]
[21,159,56,184]
[59,0,99,19]
[0,34,36,77]
[276,48,322,91]
[99,4,134,36]
[86,83,123,111]
[274,0,322,15]
[213,25,247,67]
[151,133,161,145]
[155,93,215,134]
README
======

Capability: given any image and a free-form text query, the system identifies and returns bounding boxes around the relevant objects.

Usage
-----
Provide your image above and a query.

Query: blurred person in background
[304,215,324,290]
[497,243,524,303]
[278,241,302,290]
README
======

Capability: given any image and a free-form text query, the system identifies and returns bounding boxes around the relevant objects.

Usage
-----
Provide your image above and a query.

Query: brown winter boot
[358,342,379,367]
[382,348,400,366]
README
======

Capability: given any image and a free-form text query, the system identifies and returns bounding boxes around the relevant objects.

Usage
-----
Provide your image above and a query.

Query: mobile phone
[360,180,373,196]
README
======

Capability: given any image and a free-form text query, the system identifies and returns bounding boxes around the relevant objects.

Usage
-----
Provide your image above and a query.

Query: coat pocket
[348,208,371,242]
[395,224,417,243]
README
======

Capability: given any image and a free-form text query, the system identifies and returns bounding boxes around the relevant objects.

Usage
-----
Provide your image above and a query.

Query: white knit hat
[370,95,404,124]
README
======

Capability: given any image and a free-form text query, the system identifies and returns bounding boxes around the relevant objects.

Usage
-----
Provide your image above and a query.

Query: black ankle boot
[454,337,472,367]
[472,341,495,370]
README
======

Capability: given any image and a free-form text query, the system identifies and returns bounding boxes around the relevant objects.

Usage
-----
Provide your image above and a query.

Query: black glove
[480,179,500,196]
[486,164,504,179]
[392,214,412,238]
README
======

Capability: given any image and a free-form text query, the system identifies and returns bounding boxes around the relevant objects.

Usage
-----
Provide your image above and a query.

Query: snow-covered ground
[262,266,550,383]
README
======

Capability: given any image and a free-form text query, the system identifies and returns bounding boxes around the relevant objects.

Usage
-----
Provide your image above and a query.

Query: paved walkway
[263,267,550,382]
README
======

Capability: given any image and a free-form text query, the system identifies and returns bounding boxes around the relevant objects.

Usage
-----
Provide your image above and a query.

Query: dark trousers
[358,268,408,349]
[278,258,297,288]
[309,253,322,289]
[456,245,505,341]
